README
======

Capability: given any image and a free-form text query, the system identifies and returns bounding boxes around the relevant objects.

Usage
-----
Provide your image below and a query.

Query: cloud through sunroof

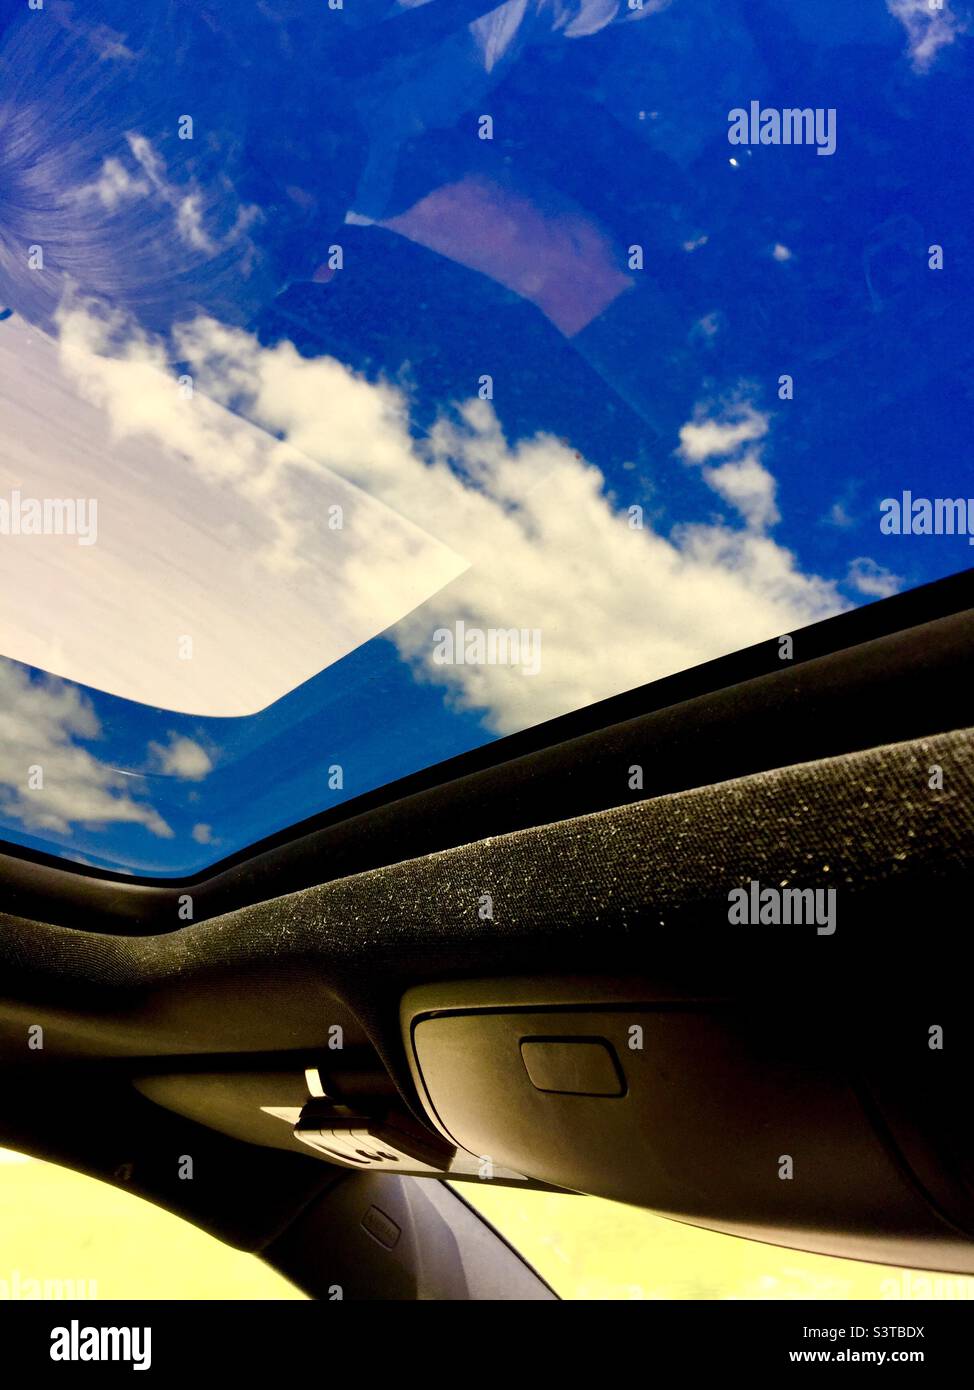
[0,0,969,872]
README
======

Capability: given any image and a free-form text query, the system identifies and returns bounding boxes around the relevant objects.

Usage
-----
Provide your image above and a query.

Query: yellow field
[460,1184,966,1300]
[0,1149,302,1300]
[1,1148,964,1301]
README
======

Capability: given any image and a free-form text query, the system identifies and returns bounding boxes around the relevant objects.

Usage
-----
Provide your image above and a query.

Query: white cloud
[846,556,902,598]
[703,451,780,530]
[772,243,793,262]
[677,404,779,532]
[887,0,965,71]
[148,734,213,781]
[827,500,855,529]
[81,134,263,256]
[174,194,218,255]
[71,157,150,211]
[126,133,168,190]
[677,405,769,463]
[8,305,845,744]
[692,311,723,340]
[167,325,843,734]
[0,660,172,838]
[191,822,214,844]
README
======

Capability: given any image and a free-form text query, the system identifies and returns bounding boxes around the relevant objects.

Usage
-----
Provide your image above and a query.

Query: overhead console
[401,977,974,1272]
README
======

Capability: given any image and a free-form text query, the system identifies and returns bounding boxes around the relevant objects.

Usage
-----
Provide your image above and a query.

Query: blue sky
[0,0,971,875]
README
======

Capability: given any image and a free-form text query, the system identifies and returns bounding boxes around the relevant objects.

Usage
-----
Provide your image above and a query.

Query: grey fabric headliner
[0,727,969,1078]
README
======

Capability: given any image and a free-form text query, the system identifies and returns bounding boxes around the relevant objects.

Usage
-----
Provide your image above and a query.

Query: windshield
[0,0,970,876]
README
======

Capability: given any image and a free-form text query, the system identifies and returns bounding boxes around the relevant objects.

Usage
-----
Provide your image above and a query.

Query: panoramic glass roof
[0,0,971,876]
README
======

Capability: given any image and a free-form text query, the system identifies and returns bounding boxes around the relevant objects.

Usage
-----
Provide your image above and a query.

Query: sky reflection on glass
[0,0,970,875]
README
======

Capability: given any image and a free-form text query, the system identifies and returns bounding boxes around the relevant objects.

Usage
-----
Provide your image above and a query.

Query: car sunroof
[1,0,971,875]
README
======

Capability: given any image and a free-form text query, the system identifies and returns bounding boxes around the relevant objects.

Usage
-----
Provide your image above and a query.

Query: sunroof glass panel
[0,0,970,875]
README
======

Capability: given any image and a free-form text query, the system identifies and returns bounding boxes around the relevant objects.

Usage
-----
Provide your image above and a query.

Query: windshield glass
[0,0,971,876]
